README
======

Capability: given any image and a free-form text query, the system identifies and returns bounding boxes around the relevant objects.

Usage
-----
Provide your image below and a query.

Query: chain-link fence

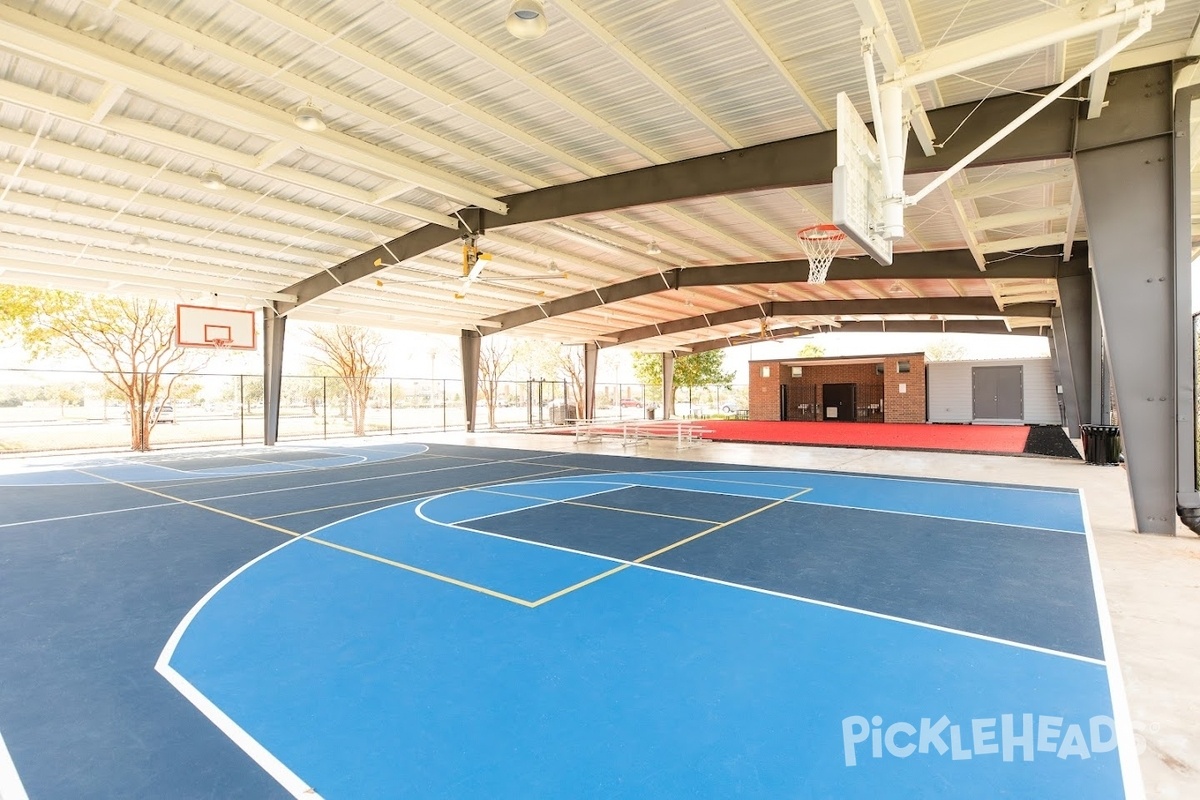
[0,368,749,453]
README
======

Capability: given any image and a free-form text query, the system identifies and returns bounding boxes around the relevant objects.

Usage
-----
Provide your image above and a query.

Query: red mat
[689,420,1031,454]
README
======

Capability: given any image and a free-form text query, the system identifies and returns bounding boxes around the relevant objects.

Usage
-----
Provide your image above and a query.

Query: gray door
[972,366,1023,420]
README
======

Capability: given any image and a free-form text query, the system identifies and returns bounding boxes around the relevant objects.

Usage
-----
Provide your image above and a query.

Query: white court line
[148,452,445,491]
[651,467,1081,499]
[451,484,633,525]
[0,445,426,488]
[632,561,1106,666]
[156,664,322,800]
[413,495,627,566]
[154,467,1110,799]
[1077,489,1146,800]
[253,466,588,522]
[153,496,428,798]
[413,479,1104,664]
[188,455,558,504]
[784,496,1085,536]
[514,470,1084,535]
[0,500,178,529]
[0,726,29,800]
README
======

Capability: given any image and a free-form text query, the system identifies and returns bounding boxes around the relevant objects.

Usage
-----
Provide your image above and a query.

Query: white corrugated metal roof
[0,0,1194,345]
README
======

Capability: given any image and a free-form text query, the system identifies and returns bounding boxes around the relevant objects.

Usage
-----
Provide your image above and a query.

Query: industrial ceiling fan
[371,233,569,300]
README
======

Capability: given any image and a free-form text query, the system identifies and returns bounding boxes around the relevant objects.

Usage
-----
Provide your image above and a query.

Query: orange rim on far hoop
[796,224,846,285]
[210,338,232,350]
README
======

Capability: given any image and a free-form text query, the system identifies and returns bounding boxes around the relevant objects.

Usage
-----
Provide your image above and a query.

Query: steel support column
[662,353,675,419]
[583,342,598,421]
[1090,287,1108,423]
[460,329,480,433]
[1050,309,1082,437]
[262,307,286,447]
[1056,270,1094,434]
[1074,62,1184,533]
[1047,325,1068,427]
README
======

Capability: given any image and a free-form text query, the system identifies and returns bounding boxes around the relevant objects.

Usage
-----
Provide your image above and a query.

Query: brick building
[748,353,927,424]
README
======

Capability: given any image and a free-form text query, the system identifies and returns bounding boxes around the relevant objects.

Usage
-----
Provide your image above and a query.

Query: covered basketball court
[2,1,1200,798]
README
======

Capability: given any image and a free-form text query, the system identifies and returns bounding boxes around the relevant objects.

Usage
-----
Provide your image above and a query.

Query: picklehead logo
[842,713,1117,767]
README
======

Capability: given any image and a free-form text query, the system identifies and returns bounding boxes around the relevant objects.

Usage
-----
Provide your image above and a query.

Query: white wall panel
[928,358,1060,424]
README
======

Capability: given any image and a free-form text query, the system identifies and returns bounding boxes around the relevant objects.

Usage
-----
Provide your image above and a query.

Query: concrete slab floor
[416,431,1200,799]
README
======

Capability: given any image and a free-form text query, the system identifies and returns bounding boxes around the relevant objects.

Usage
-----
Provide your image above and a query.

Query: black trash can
[1080,424,1121,465]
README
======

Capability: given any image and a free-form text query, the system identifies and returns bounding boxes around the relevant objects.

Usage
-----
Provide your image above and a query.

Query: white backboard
[175,304,257,350]
[832,92,893,266]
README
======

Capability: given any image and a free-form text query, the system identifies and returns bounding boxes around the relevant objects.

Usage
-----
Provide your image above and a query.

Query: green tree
[632,350,733,389]
[632,350,734,415]
[796,342,825,358]
[307,325,386,436]
[0,287,203,450]
[631,351,662,387]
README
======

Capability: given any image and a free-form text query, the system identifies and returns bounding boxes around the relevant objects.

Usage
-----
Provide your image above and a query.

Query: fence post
[322,377,327,440]
[238,374,244,446]
[442,379,447,431]
[389,378,393,436]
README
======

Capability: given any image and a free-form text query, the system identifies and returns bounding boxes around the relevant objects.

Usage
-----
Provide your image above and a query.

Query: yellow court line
[632,487,812,563]
[305,537,534,607]
[77,470,302,538]
[148,452,447,491]
[256,465,585,521]
[528,564,630,607]
[558,499,721,526]
[528,487,812,608]
[77,469,533,607]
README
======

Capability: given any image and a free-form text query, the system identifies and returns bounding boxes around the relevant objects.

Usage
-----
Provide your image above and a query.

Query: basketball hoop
[796,224,846,284]
[210,338,231,350]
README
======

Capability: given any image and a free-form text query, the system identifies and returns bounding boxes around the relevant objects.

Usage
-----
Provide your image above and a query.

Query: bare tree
[0,288,202,451]
[478,337,520,428]
[557,346,587,419]
[307,325,386,436]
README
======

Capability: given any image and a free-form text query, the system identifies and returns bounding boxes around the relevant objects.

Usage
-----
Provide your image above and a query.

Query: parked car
[123,403,175,423]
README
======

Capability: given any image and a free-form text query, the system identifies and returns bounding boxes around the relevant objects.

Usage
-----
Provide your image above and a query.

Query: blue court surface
[0,442,1141,799]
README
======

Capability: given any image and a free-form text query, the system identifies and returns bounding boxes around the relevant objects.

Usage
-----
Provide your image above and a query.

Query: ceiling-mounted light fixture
[549,224,620,253]
[646,239,661,255]
[506,0,548,39]
[548,259,561,273]
[199,168,225,191]
[293,101,327,132]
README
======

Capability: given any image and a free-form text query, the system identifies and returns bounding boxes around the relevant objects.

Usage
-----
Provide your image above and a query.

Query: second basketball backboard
[832,92,893,267]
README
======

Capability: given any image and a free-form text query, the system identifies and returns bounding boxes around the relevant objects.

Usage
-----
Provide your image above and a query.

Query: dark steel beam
[484,249,1077,334]
[272,60,1107,316]
[684,321,1049,354]
[601,298,1052,347]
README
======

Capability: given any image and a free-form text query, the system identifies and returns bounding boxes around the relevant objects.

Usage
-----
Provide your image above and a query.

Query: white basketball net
[797,226,846,285]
